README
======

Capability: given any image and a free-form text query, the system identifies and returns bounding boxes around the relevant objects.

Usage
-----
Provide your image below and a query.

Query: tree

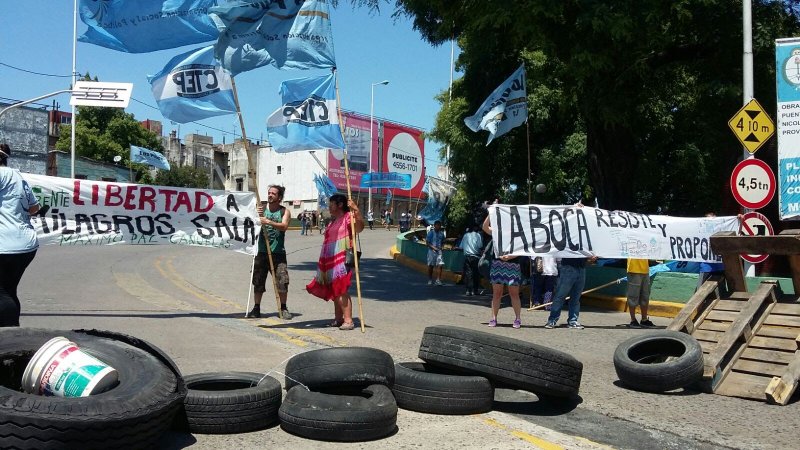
[394,0,800,214]
[154,165,209,189]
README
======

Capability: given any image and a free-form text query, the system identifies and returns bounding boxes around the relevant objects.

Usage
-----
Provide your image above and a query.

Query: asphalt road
[15,228,799,449]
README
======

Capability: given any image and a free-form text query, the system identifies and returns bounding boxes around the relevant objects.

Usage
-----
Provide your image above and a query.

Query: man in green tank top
[247,185,292,319]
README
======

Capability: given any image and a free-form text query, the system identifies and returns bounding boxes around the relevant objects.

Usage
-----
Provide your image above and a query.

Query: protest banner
[23,174,260,255]
[487,204,739,263]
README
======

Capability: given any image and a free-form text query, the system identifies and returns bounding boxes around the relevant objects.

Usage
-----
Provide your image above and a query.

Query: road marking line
[154,256,346,348]
[479,413,613,449]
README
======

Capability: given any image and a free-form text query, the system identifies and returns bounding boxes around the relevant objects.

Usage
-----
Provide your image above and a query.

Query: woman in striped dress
[482,215,524,329]
[306,194,365,330]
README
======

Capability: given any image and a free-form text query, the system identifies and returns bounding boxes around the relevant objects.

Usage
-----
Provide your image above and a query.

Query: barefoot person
[306,194,365,330]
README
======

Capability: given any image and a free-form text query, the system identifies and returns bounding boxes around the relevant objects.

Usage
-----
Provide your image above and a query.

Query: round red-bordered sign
[730,158,776,210]
[739,211,773,264]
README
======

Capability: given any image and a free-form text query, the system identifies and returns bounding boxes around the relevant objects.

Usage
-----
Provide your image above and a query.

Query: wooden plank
[693,329,723,343]
[715,371,773,400]
[772,303,800,316]
[757,325,800,340]
[714,300,748,312]
[711,233,800,255]
[727,292,753,301]
[704,283,776,385]
[763,314,800,328]
[731,359,787,377]
[765,347,800,405]
[698,321,732,332]
[741,347,798,365]
[721,252,746,293]
[750,336,800,352]
[667,280,720,333]
[706,310,744,322]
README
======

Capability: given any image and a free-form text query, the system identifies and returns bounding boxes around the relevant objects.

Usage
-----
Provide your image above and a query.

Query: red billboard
[382,122,425,198]
[326,111,377,193]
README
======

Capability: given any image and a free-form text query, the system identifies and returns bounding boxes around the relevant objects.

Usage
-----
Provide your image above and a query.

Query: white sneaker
[435,279,443,286]
[427,280,433,285]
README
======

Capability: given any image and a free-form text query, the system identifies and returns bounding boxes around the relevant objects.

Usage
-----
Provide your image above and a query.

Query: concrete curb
[390,246,683,318]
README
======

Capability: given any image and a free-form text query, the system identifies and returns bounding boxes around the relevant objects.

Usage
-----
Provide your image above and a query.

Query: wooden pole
[526,119,532,204]
[231,77,282,318]
[527,277,624,311]
[334,70,366,333]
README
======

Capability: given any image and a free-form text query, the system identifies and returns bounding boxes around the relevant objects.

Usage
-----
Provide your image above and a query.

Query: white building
[257,146,326,213]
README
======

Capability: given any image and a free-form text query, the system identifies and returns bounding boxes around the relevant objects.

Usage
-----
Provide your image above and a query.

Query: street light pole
[368,80,389,215]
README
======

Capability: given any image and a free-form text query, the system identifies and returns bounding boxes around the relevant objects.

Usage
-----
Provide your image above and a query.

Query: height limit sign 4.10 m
[730,158,776,210]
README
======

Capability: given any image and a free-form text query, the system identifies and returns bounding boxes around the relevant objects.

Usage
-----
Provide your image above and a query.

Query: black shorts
[252,252,289,293]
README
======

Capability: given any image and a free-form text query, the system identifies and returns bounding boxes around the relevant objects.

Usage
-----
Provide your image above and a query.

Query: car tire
[613,330,704,392]
[0,328,185,450]
[392,362,493,414]
[284,347,394,390]
[418,325,583,397]
[177,372,282,434]
[278,384,397,442]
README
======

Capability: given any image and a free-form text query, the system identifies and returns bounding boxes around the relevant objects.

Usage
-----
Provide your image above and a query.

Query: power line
[0,61,73,78]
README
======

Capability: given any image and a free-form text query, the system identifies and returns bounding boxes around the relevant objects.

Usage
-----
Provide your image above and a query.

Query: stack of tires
[0,328,187,450]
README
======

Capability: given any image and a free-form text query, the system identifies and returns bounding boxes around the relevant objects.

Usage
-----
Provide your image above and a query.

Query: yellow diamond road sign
[728,98,775,154]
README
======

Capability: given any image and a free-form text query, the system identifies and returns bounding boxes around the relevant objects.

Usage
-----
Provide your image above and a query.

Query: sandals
[338,322,355,331]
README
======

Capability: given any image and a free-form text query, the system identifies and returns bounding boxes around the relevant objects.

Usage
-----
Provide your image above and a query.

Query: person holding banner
[626,258,655,328]
[0,144,40,327]
[248,185,292,320]
[482,216,525,329]
[306,194,365,330]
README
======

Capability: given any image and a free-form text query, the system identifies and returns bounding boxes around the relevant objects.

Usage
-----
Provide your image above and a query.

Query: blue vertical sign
[776,38,800,220]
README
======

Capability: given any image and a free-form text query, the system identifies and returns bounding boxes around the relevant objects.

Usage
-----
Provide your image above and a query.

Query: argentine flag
[148,46,237,124]
[266,73,345,153]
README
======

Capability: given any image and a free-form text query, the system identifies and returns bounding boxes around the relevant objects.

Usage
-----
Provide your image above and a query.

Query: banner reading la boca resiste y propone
[488,205,739,263]
[23,174,260,255]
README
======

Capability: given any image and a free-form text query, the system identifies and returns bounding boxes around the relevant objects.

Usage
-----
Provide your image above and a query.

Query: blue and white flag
[78,0,219,53]
[360,172,412,189]
[266,73,345,153]
[130,146,171,170]
[464,64,527,145]
[148,46,237,124]
[314,173,337,209]
[209,0,336,76]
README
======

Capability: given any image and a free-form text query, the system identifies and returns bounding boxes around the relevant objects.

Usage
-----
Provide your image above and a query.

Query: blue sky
[0,2,458,174]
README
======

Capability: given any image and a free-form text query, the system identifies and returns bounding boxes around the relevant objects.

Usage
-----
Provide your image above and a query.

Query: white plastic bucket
[22,336,118,397]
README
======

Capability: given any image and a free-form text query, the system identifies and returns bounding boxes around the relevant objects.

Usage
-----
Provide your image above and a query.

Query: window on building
[277,166,282,174]
[236,178,243,191]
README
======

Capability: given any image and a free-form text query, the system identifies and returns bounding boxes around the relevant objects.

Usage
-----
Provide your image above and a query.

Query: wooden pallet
[668,230,800,405]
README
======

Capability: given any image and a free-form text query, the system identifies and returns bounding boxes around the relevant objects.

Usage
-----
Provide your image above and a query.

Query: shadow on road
[493,388,583,416]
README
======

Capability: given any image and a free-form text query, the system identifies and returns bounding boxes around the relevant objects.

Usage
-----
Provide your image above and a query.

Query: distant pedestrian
[426,220,445,285]
[367,210,374,230]
[0,144,40,327]
[460,225,483,296]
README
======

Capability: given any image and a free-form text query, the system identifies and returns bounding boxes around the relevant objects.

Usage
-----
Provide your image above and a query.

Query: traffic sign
[730,158,776,209]
[70,81,133,108]
[739,212,773,263]
[727,98,775,154]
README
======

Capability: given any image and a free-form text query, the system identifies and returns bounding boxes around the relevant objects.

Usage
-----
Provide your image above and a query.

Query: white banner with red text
[23,174,260,255]
[488,204,739,263]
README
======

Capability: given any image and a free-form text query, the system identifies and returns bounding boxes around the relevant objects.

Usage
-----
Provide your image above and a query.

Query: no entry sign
[739,212,773,264]
[730,158,776,209]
